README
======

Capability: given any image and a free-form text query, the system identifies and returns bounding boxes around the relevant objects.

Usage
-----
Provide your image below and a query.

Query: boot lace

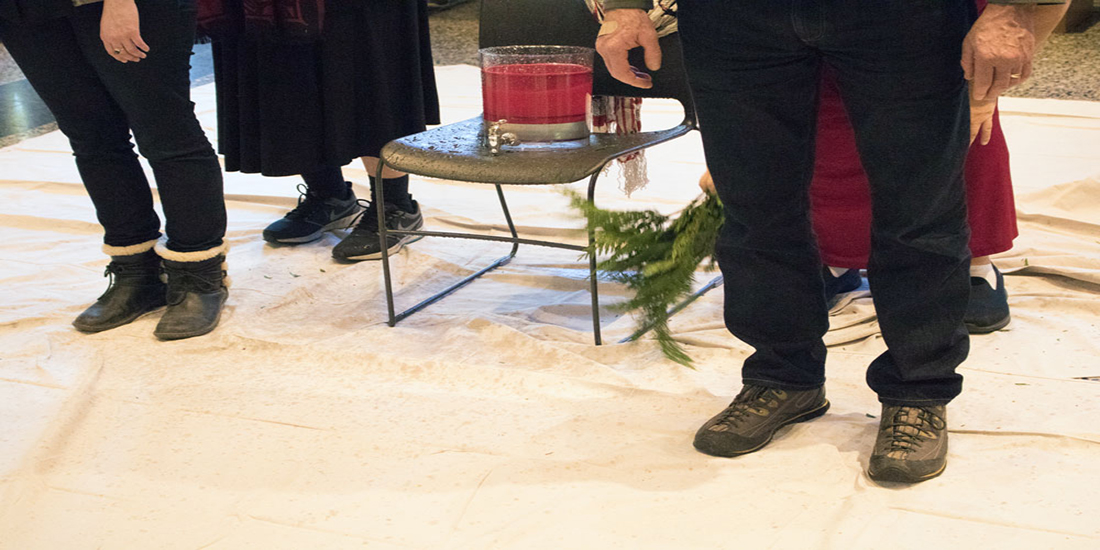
[881,407,946,455]
[99,259,159,299]
[163,264,222,294]
[98,263,125,299]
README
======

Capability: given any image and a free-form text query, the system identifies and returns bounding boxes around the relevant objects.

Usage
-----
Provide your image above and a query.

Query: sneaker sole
[867,458,948,484]
[694,399,831,457]
[965,312,1011,334]
[337,234,425,262]
[263,210,363,245]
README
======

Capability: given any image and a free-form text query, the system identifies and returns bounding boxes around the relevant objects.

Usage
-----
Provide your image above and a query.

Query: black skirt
[212,0,441,177]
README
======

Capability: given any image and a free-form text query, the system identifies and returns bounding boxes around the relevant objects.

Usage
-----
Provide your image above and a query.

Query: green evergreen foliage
[569,191,724,367]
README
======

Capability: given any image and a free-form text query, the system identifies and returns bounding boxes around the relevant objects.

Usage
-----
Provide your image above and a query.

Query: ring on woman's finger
[113,49,122,55]
[1009,73,1022,79]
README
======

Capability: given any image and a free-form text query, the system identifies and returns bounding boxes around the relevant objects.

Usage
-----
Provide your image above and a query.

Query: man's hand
[595,9,661,89]
[961,5,1037,101]
[101,0,149,63]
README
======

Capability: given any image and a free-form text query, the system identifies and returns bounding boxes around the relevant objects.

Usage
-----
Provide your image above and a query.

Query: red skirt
[810,71,1017,269]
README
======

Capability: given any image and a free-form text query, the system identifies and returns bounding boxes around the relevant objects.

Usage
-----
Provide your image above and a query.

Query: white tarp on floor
[1,66,1098,549]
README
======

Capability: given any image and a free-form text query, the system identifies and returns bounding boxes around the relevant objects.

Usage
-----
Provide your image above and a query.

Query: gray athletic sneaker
[868,405,948,483]
[331,200,424,262]
[693,384,830,457]
[263,183,362,244]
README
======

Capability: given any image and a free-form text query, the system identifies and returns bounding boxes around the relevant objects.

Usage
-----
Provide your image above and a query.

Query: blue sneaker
[965,265,1010,333]
[823,267,862,309]
[263,183,362,245]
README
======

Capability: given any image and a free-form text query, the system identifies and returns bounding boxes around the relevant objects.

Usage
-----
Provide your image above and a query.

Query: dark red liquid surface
[482,63,593,125]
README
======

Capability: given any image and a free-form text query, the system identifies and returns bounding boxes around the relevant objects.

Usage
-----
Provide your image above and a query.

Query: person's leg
[0,14,169,332]
[303,166,351,199]
[263,165,363,245]
[361,156,407,180]
[361,156,414,212]
[330,157,423,262]
[69,0,225,255]
[807,69,868,308]
[69,0,228,339]
[810,70,874,273]
[326,0,436,261]
[371,175,414,213]
[0,15,160,250]
[681,0,827,390]
[678,0,831,457]
[963,109,1015,332]
[826,0,972,406]
[825,0,973,482]
[966,254,1011,333]
[810,82,1013,330]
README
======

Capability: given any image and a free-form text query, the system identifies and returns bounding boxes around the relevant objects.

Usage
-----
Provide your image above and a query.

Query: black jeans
[0,0,225,253]
[679,0,973,405]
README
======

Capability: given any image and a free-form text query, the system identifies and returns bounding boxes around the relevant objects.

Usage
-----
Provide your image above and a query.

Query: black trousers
[0,0,225,253]
[679,0,973,405]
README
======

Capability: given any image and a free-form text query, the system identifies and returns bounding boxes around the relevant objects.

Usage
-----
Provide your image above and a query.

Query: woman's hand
[100,0,149,63]
[970,93,998,146]
[699,169,716,195]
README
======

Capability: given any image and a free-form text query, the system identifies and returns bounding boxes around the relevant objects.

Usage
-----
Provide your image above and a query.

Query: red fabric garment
[811,0,1015,268]
[810,73,1017,268]
[196,0,325,43]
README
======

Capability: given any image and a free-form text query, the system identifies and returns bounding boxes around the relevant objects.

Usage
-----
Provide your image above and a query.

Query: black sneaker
[693,385,830,457]
[823,266,862,309]
[965,265,1010,334]
[331,200,424,262]
[868,405,948,483]
[263,183,362,244]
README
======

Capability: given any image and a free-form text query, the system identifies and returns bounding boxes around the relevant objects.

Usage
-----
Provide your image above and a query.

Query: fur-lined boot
[73,241,167,333]
[154,245,229,340]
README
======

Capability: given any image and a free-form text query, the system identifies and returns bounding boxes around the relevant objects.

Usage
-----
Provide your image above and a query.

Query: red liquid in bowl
[482,63,593,125]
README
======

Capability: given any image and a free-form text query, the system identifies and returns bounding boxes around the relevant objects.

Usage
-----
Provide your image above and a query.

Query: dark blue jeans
[0,0,225,253]
[678,0,973,405]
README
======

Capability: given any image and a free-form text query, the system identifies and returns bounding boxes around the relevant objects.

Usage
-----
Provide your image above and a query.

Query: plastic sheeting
[1,66,1098,549]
